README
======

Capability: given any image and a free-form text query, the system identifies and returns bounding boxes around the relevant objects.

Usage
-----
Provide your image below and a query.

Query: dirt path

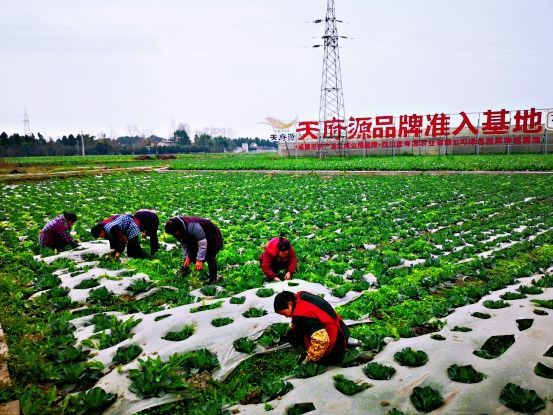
[2,166,552,182]
[0,165,159,182]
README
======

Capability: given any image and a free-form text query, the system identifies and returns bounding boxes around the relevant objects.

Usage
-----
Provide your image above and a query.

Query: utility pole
[80,130,85,156]
[23,109,31,136]
[315,0,346,157]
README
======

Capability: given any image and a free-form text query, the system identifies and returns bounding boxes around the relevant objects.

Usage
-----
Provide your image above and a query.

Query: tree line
[0,129,277,157]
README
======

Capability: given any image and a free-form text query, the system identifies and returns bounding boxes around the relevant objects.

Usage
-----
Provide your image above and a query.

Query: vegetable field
[0,171,552,414]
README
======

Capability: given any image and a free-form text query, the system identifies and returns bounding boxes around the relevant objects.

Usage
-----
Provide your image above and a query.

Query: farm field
[0,171,552,414]
[3,153,553,174]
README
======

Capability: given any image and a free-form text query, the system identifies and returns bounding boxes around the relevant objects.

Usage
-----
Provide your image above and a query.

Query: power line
[345,21,551,54]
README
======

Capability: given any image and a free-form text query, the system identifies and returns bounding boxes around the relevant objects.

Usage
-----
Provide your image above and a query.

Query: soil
[240,388,262,405]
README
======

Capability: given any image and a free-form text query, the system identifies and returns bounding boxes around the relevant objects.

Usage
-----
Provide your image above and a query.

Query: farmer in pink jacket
[39,212,79,251]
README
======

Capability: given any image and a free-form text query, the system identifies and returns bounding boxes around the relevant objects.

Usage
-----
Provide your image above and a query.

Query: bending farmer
[274,290,350,365]
[39,212,79,251]
[259,236,298,282]
[165,216,223,284]
[133,209,159,256]
[91,214,147,259]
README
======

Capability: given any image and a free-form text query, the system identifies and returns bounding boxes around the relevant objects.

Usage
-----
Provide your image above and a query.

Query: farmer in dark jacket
[165,216,223,283]
[39,212,79,251]
[259,236,298,282]
[90,214,147,259]
[274,291,350,365]
[133,209,159,256]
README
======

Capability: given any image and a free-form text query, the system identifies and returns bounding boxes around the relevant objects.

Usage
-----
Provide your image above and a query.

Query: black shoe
[208,275,220,284]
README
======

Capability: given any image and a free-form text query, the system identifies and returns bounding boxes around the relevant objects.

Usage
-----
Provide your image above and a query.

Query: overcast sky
[1,0,552,139]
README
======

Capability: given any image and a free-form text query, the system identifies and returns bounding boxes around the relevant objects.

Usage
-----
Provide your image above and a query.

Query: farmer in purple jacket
[164,216,224,283]
[39,212,79,251]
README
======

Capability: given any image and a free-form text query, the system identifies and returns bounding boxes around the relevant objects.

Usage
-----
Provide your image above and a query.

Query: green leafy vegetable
[473,335,515,359]
[112,345,142,365]
[128,356,189,398]
[163,325,196,341]
[363,362,396,380]
[332,374,370,396]
[447,364,485,383]
[499,383,545,413]
[394,347,428,367]
[410,386,444,412]
[233,337,257,354]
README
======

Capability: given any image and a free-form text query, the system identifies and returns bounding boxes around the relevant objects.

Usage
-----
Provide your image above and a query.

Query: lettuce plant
[517,285,543,295]
[332,374,370,396]
[112,344,142,365]
[169,348,219,375]
[516,318,533,331]
[87,287,115,305]
[242,307,268,318]
[447,364,485,383]
[471,312,491,319]
[34,273,62,291]
[473,335,515,359]
[394,347,428,367]
[233,337,256,354]
[257,323,289,347]
[200,285,218,296]
[230,296,246,304]
[191,301,223,313]
[163,324,196,341]
[74,279,99,289]
[126,278,154,295]
[483,300,510,309]
[534,362,553,379]
[63,387,117,415]
[128,356,189,398]
[286,402,316,415]
[451,326,472,332]
[500,291,526,300]
[211,317,234,327]
[294,362,326,378]
[363,362,396,380]
[499,383,545,413]
[255,288,275,298]
[410,386,444,412]
[531,299,553,309]
[261,379,293,402]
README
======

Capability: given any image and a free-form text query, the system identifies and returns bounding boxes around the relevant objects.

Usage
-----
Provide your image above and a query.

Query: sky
[0,0,552,139]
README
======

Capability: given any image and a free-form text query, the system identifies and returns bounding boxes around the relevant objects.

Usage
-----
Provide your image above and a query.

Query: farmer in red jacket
[274,290,350,365]
[259,236,298,282]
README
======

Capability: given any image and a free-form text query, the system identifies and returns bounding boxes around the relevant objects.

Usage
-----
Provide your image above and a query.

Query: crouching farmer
[39,212,79,251]
[274,291,350,365]
[91,214,147,259]
[259,236,298,282]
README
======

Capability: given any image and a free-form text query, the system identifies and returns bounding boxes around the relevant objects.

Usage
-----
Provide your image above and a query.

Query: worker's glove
[195,260,204,271]
[183,257,191,268]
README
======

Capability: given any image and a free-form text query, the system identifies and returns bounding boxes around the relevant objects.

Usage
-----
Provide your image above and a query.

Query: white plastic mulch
[35,242,370,415]
[231,270,553,415]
